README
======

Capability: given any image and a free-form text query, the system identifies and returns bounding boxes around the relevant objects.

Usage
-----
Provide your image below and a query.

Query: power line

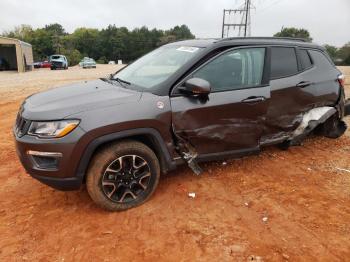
[257,0,287,14]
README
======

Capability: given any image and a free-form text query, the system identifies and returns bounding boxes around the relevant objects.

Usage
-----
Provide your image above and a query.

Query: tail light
[338,74,345,88]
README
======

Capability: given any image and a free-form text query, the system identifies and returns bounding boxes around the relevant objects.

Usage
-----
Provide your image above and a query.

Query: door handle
[296,81,312,88]
[241,96,266,103]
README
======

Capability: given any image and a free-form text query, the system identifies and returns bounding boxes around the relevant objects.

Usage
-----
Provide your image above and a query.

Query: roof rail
[219,37,308,43]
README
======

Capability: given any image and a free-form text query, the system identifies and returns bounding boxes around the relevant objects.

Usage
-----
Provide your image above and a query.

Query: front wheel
[86,140,160,211]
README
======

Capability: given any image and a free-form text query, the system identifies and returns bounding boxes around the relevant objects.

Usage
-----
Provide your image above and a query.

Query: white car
[79,57,96,69]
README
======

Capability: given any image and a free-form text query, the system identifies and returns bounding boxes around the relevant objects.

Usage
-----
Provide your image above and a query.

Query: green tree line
[2,23,195,65]
[3,24,349,66]
[274,27,350,65]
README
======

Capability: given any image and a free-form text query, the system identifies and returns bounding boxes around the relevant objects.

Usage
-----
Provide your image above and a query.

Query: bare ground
[0,65,350,261]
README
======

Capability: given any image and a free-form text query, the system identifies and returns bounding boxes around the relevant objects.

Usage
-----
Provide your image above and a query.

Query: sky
[0,0,349,47]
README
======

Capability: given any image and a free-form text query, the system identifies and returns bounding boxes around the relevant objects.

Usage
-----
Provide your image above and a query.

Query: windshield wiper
[100,77,114,84]
[101,76,131,89]
[113,77,131,87]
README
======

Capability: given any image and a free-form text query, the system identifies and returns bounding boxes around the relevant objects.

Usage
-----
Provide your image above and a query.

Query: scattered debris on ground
[188,192,196,198]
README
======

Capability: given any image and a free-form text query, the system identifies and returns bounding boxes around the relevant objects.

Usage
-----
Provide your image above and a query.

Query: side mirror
[179,78,211,96]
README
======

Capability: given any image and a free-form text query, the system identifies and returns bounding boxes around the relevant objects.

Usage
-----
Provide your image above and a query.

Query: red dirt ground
[0,65,349,261]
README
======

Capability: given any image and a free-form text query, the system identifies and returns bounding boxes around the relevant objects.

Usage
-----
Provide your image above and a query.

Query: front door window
[192,48,265,92]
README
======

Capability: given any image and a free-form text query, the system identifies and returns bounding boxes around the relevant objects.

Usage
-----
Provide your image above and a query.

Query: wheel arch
[75,128,176,182]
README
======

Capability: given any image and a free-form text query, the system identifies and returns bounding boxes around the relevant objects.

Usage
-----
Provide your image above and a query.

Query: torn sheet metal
[289,106,336,145]
[292,107,335,137]
[171,124,202,175]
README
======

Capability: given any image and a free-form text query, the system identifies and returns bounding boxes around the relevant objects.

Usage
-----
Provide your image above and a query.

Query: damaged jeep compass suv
[14,37,349,211]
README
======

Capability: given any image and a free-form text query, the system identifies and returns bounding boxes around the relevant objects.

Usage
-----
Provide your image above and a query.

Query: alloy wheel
[101,155,151,203]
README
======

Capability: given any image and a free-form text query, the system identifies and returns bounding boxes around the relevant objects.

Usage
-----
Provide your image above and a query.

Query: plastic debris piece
[188,192,196,198]
[335,167,350,173]
[262,216,268,222]
[282,253,290,260]
[222,161,227,166]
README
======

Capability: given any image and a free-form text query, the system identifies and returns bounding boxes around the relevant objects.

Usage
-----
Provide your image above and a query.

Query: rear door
[262,46,313,142]
[171,47,270,156]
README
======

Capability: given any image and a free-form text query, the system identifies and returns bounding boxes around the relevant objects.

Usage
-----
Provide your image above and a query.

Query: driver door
[170,47,270,156]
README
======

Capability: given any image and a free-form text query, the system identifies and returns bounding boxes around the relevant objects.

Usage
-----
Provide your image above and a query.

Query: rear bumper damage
[289,107,336,146]
[345,99,350,116]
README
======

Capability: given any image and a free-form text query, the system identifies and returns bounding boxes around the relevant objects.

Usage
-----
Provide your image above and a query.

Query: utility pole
[221,0,252,38]
[244,0,250,37]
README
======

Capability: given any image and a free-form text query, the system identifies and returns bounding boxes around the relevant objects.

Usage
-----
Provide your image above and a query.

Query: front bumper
[51,61,64,68]
[14,127,86,191]
[83,64,96,68]
[30,174,82,191]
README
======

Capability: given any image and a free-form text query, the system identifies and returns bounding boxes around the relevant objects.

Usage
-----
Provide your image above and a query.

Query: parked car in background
[49,55,68,70]
[79,57,96,68]
[33,60,51,69]
[41,60,51,68]
[33,62,42,68]
[108,61,116,65]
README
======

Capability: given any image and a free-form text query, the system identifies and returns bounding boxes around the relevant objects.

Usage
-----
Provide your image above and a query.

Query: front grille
[15,113,30,137]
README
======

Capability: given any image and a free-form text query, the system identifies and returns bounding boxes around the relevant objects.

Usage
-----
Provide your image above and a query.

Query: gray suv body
[14,37,349,211]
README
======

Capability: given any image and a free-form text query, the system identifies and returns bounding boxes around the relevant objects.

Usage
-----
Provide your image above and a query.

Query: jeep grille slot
[15,114,30,137]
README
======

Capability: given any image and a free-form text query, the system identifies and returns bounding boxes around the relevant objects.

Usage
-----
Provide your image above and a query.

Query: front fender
[74,128,177,182]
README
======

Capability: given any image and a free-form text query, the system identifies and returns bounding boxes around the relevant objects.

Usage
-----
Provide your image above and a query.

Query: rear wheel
[86,140,160,211]
[316,114,347,139]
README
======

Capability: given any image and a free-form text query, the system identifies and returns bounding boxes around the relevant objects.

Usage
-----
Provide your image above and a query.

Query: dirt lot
[0,65,350,261]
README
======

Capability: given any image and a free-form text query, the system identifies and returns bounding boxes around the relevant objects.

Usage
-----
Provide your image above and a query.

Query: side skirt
[174,147,260,166]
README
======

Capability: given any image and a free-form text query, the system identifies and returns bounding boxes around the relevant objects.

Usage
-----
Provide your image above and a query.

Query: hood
[22,79,141,120]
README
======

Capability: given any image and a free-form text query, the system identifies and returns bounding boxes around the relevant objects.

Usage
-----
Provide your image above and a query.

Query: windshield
[113,45,201,89]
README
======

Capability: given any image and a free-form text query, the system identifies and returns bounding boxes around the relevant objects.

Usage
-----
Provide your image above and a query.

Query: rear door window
[299,49,313,70]
[308,50,334,69]
[270,47,298,79]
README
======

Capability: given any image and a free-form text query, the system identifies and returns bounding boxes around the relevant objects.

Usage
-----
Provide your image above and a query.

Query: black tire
[86,140,160,211]
[278,140,291,150]
[316,114,347,139]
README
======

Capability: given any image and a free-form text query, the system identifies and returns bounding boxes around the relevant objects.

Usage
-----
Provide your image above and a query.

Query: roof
[167,38,218,48]
[169,37,320,49]
[0,36,32,47]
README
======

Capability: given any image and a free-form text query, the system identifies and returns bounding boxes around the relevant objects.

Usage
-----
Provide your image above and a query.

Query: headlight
[28,120,80,138]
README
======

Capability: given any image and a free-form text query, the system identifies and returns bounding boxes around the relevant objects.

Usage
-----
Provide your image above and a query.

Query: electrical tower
[222,0,252,38]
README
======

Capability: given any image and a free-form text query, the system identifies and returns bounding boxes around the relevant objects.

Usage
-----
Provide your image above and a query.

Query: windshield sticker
[176,46,199,53]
